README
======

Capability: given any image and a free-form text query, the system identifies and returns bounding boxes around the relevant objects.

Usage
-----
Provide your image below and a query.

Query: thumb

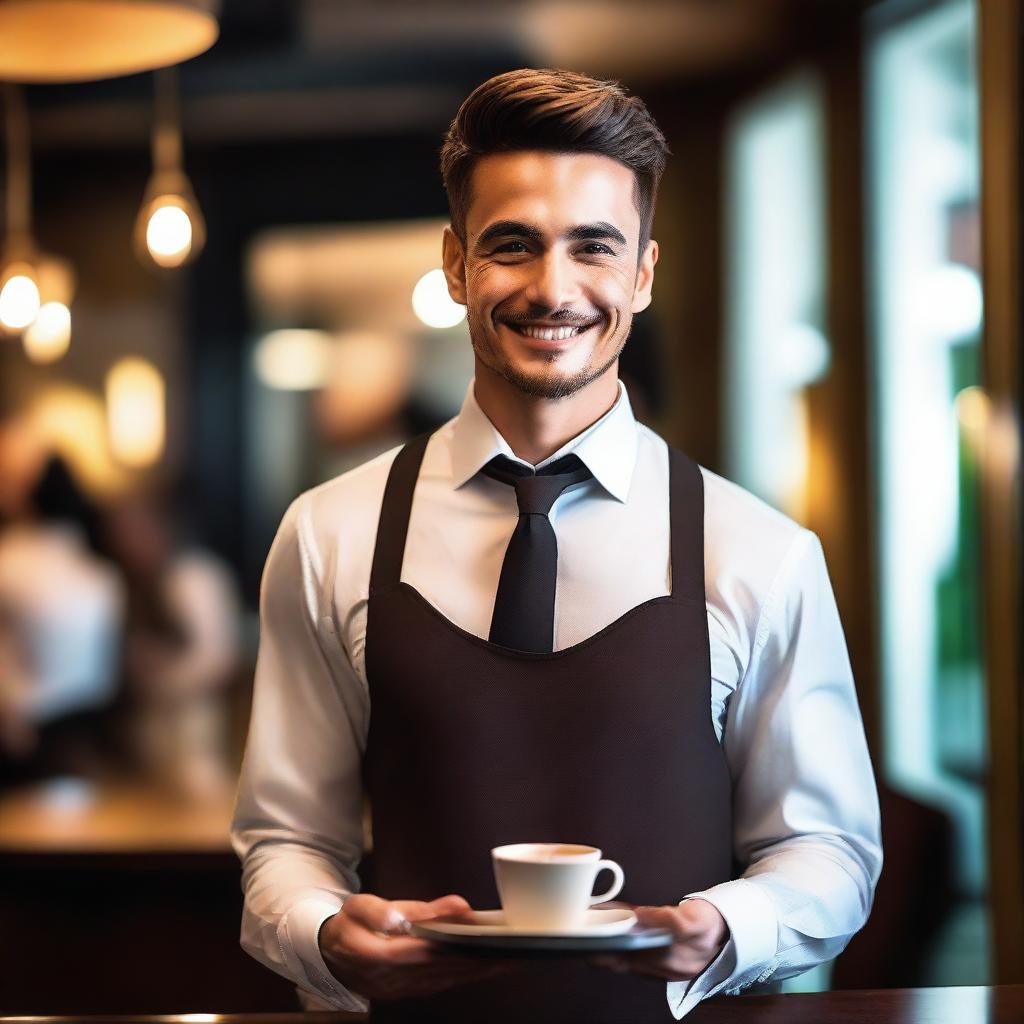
[428,894,472,917]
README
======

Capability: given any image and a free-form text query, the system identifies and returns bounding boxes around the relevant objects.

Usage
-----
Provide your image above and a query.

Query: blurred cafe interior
[0,0,1021,1016]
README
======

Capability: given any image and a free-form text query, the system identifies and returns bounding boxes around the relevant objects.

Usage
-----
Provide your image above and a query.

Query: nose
[523,249,581,313]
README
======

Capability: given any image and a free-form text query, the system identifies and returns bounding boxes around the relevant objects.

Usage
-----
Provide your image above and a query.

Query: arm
[670,528,883,1015]
[231,496,503,1006]
[594,529,882,1017]
[230,495,370,1010]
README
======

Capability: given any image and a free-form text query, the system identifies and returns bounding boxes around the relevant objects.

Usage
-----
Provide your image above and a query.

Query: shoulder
[697,463,809,577]
[698,461,821,648]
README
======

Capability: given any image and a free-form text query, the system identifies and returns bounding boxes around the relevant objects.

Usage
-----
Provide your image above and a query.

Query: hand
[590,899,729,982]
[318,893,513,1000]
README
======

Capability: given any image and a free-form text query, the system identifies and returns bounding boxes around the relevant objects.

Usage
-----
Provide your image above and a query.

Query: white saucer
[416,907,637,938]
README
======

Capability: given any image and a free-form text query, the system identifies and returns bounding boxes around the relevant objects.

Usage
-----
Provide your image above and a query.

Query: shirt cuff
[665,879,779,1019]
[279,894,368,1012]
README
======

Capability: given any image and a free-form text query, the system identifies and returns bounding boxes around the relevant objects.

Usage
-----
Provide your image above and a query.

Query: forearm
[236,834,367,1010]
[666,832,879,1018]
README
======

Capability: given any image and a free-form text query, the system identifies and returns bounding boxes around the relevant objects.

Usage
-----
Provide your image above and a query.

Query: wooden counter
[1,986,1022,1023]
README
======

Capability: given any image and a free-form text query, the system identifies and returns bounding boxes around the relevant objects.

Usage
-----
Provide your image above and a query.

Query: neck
[472,361,620,465]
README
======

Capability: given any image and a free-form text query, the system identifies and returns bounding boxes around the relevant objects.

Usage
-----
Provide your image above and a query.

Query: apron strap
[668,445,705,604]
[371,432,704,602]
[369,431,432,594]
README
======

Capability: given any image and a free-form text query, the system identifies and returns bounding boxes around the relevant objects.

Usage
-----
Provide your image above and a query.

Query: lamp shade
[0,0,219,83]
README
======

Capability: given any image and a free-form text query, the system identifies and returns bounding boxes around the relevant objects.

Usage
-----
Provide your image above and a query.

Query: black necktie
[481,453,594,653]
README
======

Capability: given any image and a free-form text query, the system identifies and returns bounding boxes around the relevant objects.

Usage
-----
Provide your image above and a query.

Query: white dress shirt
[0,523,122,730]
[230,378,882,1019]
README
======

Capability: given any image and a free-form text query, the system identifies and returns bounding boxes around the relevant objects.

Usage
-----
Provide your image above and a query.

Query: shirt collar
[449,378,639,503]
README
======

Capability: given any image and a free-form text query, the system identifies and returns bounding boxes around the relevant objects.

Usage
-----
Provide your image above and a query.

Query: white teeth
[514,324,590,341]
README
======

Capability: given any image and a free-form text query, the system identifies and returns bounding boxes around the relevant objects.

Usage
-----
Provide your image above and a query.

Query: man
[231,68,882,1022]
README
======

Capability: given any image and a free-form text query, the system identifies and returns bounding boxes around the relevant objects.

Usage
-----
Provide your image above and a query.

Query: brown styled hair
[440,68,670,258]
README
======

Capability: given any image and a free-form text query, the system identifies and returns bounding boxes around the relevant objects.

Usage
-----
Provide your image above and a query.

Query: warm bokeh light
[29,385,132,498]
[106,357,166,468]
[22,301,72,363]
[955,385,991,436]
[412,268,466,329]
[0,270,41,330]
[253,329,333,391]
[314,330,414,443]
[145,200,194,267]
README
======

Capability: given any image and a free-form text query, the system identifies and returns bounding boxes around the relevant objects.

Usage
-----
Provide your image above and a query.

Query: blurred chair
[832,784,956,988]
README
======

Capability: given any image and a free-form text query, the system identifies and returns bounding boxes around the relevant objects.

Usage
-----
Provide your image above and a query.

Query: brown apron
[362,432,733,1022]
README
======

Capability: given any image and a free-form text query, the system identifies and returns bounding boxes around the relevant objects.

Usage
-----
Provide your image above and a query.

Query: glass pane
[867,0,988,984]
[724,70,827,522]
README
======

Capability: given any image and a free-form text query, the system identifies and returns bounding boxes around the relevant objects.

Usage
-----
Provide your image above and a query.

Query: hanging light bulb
[0,263,39,330]
[1,84,40,336]
[135,68,205,269]
[24,301,71,363]
[1,84,76,354]
[22,253,75,362]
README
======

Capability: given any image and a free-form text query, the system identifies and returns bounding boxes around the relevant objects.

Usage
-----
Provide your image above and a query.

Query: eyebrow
[474,219,628,250]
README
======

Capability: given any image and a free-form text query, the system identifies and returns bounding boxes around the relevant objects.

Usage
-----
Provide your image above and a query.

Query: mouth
[497,318,603,347]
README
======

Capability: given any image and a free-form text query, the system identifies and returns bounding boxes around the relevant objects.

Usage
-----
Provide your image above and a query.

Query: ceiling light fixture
[0,0,220,84]
[135,67,206,269]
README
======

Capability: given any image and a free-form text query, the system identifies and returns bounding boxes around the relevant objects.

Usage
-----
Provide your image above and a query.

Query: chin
[491,356,616,401]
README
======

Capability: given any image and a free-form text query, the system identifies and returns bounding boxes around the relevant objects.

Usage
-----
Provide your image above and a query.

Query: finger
[342,894,409,934]
[389,894,471,924]
[428,894,472,917]
[633,904,696,938]
[339,924,437,965]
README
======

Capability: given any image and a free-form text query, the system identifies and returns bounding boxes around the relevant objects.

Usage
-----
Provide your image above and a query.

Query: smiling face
[441,151,658,401]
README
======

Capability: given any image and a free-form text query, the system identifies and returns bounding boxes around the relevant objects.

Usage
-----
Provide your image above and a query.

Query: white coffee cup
[491,842,625,931]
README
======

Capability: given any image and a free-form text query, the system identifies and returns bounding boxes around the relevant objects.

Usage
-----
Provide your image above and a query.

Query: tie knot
[482,453,593,516]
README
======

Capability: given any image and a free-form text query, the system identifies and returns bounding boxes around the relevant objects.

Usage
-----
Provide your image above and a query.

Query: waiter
[231,68,882,1022]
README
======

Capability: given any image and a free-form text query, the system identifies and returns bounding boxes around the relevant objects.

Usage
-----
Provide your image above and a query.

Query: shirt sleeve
[667,528,883,1019]
[230,495,369,1012]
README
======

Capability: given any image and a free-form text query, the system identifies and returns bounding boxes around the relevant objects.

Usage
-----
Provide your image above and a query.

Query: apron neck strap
[668,446,705,603]
[370,433,705,604]
[370,431,432,594]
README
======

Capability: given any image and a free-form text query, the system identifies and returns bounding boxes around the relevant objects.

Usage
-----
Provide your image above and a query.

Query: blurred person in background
[104,494,242,799]
[0,434,123,784]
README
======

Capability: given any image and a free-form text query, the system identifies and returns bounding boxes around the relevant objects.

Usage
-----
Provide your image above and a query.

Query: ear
[630,239,659,314]
[442,226,468,305]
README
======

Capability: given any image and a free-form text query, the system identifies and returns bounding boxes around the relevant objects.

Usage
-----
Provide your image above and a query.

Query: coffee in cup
[491,842,625,931]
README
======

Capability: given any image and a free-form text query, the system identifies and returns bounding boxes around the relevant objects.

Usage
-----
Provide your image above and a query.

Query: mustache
[495,309,603,327]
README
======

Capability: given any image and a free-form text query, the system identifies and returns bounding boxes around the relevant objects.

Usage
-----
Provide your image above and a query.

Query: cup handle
[589,859,625,905]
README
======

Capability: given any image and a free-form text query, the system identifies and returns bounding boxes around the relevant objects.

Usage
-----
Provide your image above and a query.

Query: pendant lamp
[134,67,205,268]
[0,0,220,83]
[0,83,76,362]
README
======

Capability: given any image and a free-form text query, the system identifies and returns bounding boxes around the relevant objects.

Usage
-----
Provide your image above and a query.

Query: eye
[494,240,530,254]
[579,243,614,256]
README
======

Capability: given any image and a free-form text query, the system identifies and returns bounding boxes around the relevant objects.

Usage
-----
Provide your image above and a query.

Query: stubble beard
[467,310,629,400]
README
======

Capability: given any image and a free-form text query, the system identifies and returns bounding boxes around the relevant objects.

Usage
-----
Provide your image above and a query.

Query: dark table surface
[2,986,1022,1023]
